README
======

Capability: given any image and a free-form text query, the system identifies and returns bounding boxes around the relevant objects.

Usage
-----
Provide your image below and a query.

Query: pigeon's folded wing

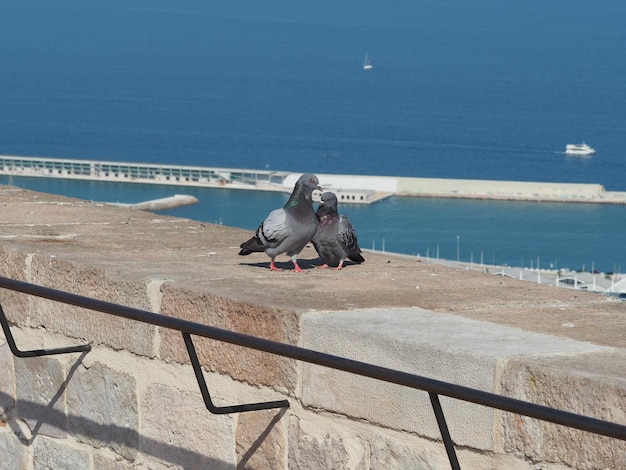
[339,215,364,261]
[257,208,288,247]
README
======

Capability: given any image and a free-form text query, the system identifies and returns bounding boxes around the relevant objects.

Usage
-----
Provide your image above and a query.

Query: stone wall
[1,186,625,469]
[0,287,475,470]
[2,256,624,470]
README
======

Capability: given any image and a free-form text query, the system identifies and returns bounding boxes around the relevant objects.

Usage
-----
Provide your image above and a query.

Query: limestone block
[15,356,68,439]
[28,257,157,357]
[0,247,30,326]
[501,352,626,470]
[140,383,235,469]
[158,283,299,392]
[0,342,15,420]
[289,413,572,470]
[288,415,449,470]
[33,435,90,470]
[301,308,611,451]
[288,416,355,469]
[93,451,136,470]
[0,430,28,470]
[236,408,287,469]
[0,247,27,279]
[66,361,138,461]
[370,432,447,470]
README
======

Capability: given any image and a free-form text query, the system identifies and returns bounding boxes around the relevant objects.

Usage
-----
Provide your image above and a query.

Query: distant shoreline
[2,155,626,205]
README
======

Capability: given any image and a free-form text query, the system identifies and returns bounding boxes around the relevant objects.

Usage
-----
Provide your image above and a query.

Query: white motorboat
[565,143,595,156]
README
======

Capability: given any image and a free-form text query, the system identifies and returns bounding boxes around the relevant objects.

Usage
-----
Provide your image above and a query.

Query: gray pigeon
[239,173,321,272]
[312,192,364,270]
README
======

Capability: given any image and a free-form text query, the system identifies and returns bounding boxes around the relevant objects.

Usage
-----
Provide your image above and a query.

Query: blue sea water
[2,0,626,272]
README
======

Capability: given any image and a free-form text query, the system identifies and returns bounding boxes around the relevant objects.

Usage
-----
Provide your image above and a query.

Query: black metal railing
[1,276,625,470]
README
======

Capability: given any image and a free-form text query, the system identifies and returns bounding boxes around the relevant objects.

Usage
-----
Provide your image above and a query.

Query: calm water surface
[2,0,626,272]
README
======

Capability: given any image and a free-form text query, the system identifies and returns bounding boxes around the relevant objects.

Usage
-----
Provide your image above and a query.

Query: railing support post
[183,332,290,414]
[429,392,461,470]
[0,303,91,358]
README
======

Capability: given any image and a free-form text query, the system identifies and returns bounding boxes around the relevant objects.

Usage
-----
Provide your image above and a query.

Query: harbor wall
[2,155,626,204]
[396,177,617,202]
[1,186,625,469]
[319,173,626,203]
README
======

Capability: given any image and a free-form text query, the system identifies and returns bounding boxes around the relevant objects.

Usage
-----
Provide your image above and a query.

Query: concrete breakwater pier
[2,154,626,204]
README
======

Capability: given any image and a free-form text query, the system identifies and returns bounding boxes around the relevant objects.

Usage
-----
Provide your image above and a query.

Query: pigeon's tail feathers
[348,252,365,263]
[239,236,266,256]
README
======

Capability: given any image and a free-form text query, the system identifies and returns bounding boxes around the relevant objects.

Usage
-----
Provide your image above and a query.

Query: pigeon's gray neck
[285,185,310,209]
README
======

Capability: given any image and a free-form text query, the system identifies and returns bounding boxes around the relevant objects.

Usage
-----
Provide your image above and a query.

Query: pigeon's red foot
[316,264,330,269]
[269,261,282,272]
[293,261,306,273]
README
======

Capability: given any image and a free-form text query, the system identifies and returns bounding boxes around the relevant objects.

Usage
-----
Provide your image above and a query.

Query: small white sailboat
[363,52,373,70]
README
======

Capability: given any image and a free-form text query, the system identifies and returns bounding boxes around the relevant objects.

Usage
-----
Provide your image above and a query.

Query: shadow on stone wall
[1,382,241,469]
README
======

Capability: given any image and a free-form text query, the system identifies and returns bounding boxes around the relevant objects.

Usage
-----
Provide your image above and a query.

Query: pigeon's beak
[312,188,322,203]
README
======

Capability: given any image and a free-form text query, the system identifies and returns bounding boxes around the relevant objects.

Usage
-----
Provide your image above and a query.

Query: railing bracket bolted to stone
[0,303,91,358]
[183,332,290,414]
[0,302,288,416]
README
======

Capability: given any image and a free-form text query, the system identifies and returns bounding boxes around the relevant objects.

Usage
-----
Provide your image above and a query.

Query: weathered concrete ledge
[0,185,625,469]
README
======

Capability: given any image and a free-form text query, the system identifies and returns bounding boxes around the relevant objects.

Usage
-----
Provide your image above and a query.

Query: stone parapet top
[300,307,623,454]
[1,185,624,350]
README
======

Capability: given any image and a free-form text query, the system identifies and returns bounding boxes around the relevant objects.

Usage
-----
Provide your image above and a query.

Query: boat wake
[411,141,563,156]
